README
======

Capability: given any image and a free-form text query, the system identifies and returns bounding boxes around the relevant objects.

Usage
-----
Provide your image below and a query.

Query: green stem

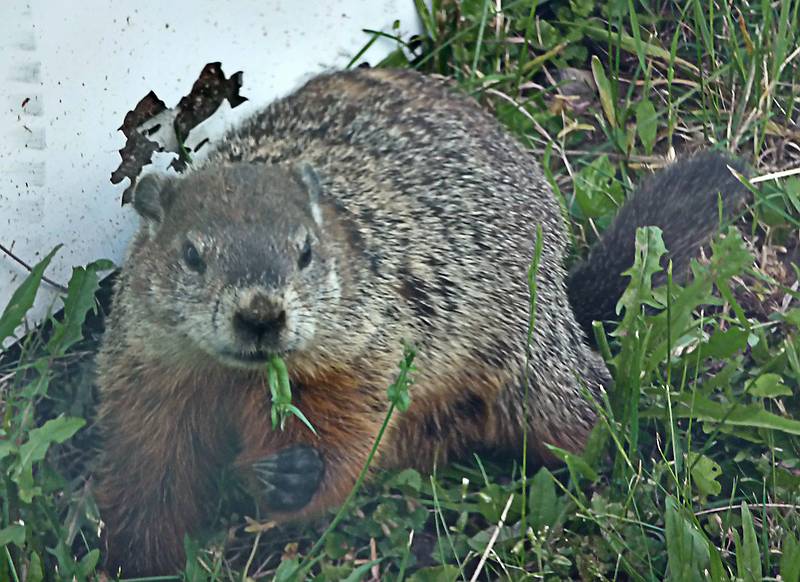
[300,403,397,570]
[4,546,19,582]
[520,224,544,558]
[470,0,491,79]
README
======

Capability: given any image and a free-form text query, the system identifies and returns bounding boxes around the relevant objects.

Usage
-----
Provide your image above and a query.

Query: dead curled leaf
[111,62,247,203]
[173,62,247,144]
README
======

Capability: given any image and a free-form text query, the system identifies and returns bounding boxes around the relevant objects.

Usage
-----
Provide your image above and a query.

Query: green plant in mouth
[265,354,317,436]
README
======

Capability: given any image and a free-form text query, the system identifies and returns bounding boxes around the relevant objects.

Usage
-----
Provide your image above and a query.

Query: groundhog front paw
[252,444,325,511]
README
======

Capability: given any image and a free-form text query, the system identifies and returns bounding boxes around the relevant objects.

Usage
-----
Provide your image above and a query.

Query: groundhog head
[127,162,343,368]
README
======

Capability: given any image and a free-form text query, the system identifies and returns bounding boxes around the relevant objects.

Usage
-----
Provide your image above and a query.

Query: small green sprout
[387,342,416,412]
[266,355,317,436]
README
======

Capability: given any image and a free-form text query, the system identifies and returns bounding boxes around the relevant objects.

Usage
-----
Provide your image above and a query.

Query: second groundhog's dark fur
[95,68,747,575]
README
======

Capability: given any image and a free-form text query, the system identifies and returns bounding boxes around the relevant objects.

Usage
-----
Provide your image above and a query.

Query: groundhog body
[95,68,745,575]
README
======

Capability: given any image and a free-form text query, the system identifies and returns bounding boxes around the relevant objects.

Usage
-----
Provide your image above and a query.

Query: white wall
[0,0,420,334]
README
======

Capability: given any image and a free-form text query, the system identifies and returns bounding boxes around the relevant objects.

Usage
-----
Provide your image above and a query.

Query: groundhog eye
[298,237,312,270]
[183,241,205,273]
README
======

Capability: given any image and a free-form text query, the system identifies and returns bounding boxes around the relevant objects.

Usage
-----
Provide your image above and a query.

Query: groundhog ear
[293,162,324,226]
[131,174,171,224]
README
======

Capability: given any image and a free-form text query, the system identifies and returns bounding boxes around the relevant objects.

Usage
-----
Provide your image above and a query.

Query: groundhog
[94,68,747,575]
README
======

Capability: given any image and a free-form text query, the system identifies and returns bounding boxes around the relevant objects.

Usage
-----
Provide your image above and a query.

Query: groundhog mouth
[217,347,276,366]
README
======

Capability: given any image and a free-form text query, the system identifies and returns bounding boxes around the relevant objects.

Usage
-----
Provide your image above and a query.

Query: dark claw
[252,444,325,511]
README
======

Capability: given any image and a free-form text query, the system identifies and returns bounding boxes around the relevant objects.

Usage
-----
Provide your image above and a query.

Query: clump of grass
[0,248,110,581]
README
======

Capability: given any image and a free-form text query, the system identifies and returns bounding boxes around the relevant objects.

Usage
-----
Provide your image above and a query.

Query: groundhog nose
[233,303,287,342]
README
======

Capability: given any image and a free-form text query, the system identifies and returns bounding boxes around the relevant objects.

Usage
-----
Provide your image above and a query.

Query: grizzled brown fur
[95,68,746,575]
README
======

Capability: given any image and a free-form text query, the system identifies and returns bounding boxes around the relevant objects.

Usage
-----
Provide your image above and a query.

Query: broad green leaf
[12,416,84,502]
[182,534,209,582]
[707,228,755,281]
[647,228,752,371]
[468,518,518,552]
[784,307,800,328]
[785,178,800,215]
[0,524,25,548]
[571,0,593,17]
[47,259,111,355]
[707,538,729,582]
[615,226,667,323]
[324,532,351,560]
[14,466,40,503]
[749,373,792,398]
[0,245,60,342]
[702,326,749,359]
[609,227,664,435]
[477,484,519,524]
[342,560,382,582]
[0,440,17,461]
[407,565,461,582]
[528,467,559,532]
[78,549,101,578]
[28,552,44,582]
[544,444,599,482]
[375,47,412,69]
[781,531,800,582]
[688,452,722,497]
[572,155,625,221]
[274,558,301,582]
[591,56,616,127]
[672,393,800,436]
[387,468,422,493]
[16,416,85,470]
[665,496,710,582]
[320,565,352,581]
[635,98,658,153]
[736,502,762,582]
